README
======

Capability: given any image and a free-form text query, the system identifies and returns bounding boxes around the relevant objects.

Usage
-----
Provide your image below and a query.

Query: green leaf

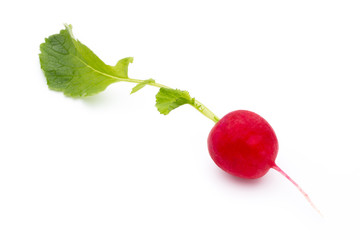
[155,88,195,115]
[40,24,220,123]
[39,24,132,97]
[131,79,155,94]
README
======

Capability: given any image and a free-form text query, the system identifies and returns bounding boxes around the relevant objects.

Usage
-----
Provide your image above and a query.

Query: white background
[1,0,359,239]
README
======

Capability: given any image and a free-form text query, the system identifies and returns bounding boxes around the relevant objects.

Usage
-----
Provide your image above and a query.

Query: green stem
[119,78,220,123]
[192,99,220,123]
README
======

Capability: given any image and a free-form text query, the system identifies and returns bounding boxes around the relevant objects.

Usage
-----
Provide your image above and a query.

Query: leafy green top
[39,24,132,97]
[156,88,195,115]
[39,24,219,122]
[131,79,155,94]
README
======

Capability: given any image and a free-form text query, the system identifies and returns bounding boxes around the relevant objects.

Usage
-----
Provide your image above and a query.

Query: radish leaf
[131,79,156,94]
[40,24,219,123]
[156,88,195,115]
[39,24,133,97]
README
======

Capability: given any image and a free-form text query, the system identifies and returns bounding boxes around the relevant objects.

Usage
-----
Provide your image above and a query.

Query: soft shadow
[82,93,114,107]
[215,169,267,187]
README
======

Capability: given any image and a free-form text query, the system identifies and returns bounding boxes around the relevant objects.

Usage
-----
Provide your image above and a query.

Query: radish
[208,110,320,214]
[208,110,278,179]
[39,24,320,214]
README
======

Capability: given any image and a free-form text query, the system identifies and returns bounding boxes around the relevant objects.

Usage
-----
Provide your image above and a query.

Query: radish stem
[121,78,220,123]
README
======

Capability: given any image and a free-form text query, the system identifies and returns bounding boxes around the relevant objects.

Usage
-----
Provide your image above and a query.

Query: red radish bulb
[208,110,278,179]
[208,110,320,214]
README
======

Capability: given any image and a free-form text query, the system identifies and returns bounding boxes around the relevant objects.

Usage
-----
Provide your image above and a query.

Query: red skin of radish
[208,110,321,214]
[208,110,278,179]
